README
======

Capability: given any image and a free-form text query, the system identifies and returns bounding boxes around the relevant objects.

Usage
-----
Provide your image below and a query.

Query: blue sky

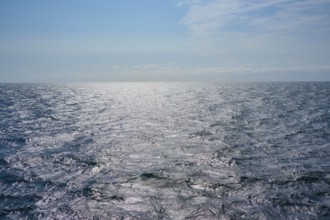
[1,0,330,82]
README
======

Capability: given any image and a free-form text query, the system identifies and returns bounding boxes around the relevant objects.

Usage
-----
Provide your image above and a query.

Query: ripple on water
[0,82,330,219]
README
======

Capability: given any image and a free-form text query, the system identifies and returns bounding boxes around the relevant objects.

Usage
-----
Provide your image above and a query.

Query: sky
[0,0,330,82]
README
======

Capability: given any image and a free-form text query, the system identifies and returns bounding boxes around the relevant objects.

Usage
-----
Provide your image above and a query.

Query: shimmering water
[0,82,330,219]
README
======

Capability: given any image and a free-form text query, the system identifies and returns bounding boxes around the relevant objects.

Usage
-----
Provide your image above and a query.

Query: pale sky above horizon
[1,0,330,82]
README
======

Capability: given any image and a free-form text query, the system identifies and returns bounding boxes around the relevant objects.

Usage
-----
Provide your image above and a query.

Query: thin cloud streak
[178,0,330,36]
[191,65,330,75]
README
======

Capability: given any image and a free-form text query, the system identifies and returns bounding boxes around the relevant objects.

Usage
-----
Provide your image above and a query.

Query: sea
[0,82,329,219]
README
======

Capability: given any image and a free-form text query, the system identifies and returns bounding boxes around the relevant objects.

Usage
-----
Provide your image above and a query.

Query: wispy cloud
[134,64,160,70]
[176,0,330,79]
[190,64,330,75]
[178,0,330,36]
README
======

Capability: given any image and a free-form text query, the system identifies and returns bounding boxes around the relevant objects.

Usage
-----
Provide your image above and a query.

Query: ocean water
[0,82,329,219]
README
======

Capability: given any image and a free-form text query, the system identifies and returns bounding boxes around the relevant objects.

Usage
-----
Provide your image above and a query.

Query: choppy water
[0,82,330,219]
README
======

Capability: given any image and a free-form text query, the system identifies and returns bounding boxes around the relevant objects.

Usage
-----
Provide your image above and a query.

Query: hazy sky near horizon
[1,0,330,82]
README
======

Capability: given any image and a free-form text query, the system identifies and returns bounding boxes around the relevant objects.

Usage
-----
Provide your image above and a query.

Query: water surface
[0,82,329,219]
